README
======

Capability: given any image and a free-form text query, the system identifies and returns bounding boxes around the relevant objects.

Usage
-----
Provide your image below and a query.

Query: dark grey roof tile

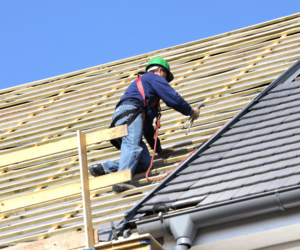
[253,116,286,130]
[195,193,223,207]
[177,189,200,200]
[223,144,260,159]
[194,185,218,196]
[232,137,264,149]
[210,181,234,193]
[261,88,295,101]
[231,159,262,170]
[255,140,279,152]
[282,93,300,104]
[144,193,171,205]
[269,81,300,93]
[232,185,256,199]
[211,155,246,168]
[172,196,207,209]
[169,171,205,184]
[206,152,228,162]
[231,116,263,128]
[273,143,297,155]
[243,107,273,118]
[243,174,267,186]
[282,174,300,187]
[226,178,245,189]
[190,174,227,189]
[197,189,239,206]
[238,167,261,178]
[271,158,299,170]
[241,149,271,162]
[225,124,256,135]
[222,170,245,181]
[263,151,298,165]
[273,120,300,133]
[156,181,196,194]
[288,134,300,144]
[262,131,287,142]
[202,142,237,155]
[282,112,300,123]
[248,181,270,195]
[271,166,299,179]
[185,160,214,169]
[214,133,244,145]
[201,165,234,178]
[250,100,270,110]
[261,170,279,182]
[263,109,293,120]
[242,127,274,140]
[265,177,290,191]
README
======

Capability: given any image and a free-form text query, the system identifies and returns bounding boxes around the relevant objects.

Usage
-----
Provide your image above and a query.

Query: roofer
[89,57,200,192]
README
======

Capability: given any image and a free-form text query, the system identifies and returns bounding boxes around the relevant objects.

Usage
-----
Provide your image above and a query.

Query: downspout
[136,187,300,249]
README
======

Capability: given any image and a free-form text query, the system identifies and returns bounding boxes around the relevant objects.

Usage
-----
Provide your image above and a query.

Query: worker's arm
[152,76,194,116]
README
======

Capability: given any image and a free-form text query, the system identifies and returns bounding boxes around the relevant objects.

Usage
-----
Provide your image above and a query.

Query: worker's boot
[157,149,173,158]
[113,183,136,193]
[89,163,105,177]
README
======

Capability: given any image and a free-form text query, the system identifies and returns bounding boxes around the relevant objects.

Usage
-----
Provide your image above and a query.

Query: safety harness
[109,76,160,150]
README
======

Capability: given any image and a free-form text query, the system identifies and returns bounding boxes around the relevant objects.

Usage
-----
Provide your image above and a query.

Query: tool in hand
[185,102,204,135]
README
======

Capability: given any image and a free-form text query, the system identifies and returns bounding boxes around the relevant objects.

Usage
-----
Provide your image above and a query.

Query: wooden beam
[5,230,98,250]
[0,125,128,167]
[77,130,94,249]
[0,169,131,214]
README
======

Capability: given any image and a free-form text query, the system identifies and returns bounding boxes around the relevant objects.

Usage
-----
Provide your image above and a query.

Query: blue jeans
[101,105,151,177]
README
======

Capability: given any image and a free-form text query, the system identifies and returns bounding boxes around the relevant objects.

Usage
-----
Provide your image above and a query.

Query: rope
[145,110,229,182]
[145,112,198,182]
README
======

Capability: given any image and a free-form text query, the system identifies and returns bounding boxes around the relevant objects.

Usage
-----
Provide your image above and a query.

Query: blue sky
[0,1,299,90]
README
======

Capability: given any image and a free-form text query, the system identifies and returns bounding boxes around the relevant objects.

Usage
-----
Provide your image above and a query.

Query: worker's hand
[191,108,200,120]
[157,148,173,158]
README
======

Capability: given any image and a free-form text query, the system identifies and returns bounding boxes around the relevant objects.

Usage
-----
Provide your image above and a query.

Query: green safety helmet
[145,57,174,82]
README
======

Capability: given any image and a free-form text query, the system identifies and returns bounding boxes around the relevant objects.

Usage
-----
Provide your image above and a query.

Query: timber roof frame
[1,12,300,247]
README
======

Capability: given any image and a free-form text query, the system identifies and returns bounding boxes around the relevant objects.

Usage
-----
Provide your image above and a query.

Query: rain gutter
[136,186,300,249]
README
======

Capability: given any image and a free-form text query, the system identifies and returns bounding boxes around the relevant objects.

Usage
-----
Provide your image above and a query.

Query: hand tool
[185,102,204,135]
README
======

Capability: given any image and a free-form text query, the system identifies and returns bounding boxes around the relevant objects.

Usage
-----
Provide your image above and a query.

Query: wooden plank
[77,130,94,249]
[5,230,98,250]
[0,169,131,213]
[0,125,128,167]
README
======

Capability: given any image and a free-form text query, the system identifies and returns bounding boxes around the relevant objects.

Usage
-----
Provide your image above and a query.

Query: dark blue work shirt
[117,73,193,151]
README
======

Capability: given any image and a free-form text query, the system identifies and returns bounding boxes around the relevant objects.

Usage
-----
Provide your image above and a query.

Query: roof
[0,13,300,247]
[134,59,300,217]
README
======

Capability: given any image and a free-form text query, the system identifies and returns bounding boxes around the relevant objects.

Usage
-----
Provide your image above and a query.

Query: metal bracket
[123,228,132,238]
[153,202,168,215]
[158,212,173,236]
[110,220,118,240]
[275,190,286,211]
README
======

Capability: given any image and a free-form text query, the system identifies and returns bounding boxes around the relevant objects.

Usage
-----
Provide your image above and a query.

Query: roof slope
[136,60,300,215]
[0,13,300,247]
